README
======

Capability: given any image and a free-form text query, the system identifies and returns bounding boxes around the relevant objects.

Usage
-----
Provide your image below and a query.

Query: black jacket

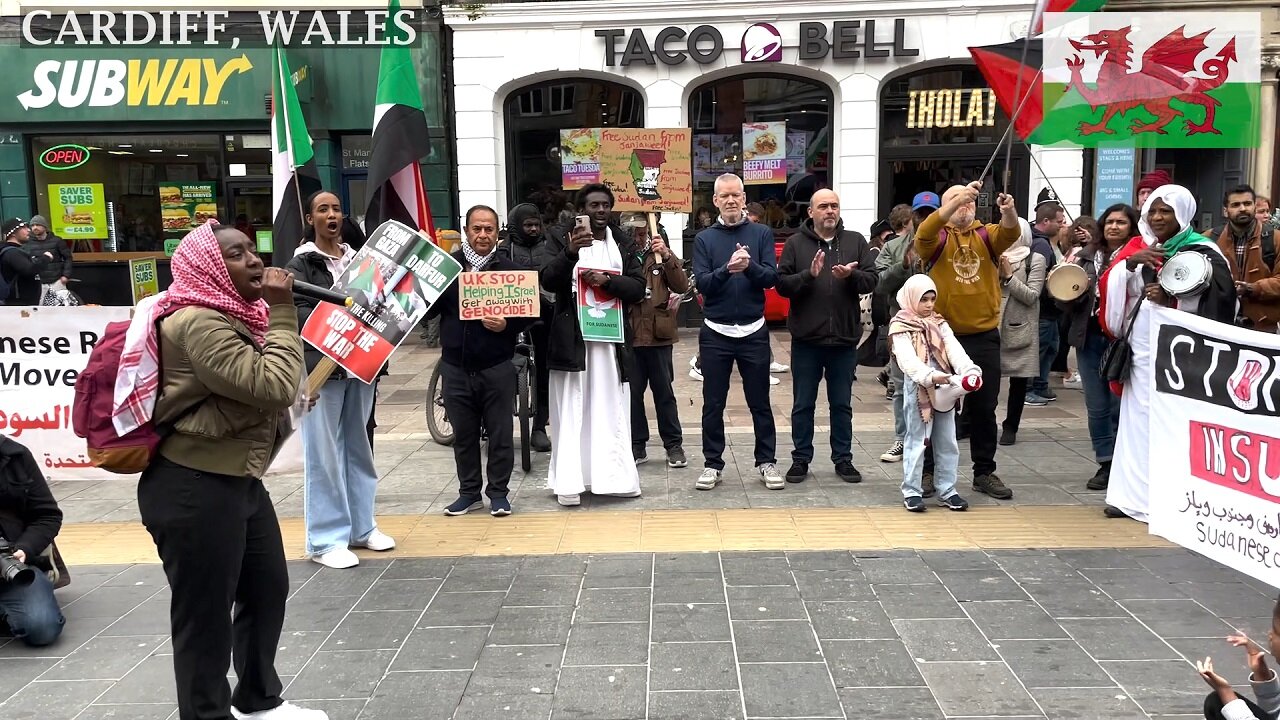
[24,232,73,284]
[1031,229,1061,321]
[539,223,646,374]
[1,242,49,305]
[776,220,879,346]
[426,251,533,371]
[0,438,63,564]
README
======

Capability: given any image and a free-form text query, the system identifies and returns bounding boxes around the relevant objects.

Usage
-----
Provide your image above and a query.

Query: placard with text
[598,128,691,213]
[576,268,624,343]
[49,183,107,240]
[458,271,540,320]
[742,122,786,185]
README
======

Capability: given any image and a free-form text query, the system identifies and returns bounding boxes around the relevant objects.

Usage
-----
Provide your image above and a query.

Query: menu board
[159,182,218,233]
[48,183,107,240]
[742,122,786,185]
[560,128,602,190]
[598,128,692,213]
[786,131,810,179]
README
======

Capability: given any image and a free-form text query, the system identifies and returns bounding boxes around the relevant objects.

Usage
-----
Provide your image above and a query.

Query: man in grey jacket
[23,216,72,300]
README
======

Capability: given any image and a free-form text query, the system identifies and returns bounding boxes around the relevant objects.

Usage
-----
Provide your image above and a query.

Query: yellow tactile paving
[55,506,1172,566]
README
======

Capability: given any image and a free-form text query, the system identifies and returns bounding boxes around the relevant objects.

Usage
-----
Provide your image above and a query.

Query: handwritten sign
[459,271,540,320]
[1146,306,1280,588]
[129,257,159,305]
[598,128,692,213]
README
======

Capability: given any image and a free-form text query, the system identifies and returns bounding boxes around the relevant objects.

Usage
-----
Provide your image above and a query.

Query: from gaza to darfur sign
[301,220,461,383]
[1146,306,1280,588]
[598,128,692,213]
[459,271,540,320]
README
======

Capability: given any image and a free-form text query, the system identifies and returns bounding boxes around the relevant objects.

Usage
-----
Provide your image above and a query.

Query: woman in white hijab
[997,219,1047,446]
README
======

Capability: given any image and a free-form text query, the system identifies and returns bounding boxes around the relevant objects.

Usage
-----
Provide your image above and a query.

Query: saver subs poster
[598,128,692,213]
[48,183,108,240]
[301,221,462,383]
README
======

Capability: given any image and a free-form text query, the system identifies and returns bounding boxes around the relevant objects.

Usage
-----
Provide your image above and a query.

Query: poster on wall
[560,129,602,190]
[1093,146,1136,214]
[598,128,692,213]
[786,132,810,179]
[742,122,786,185]
[48,183,108,240]
[159,182,217,233]
[1146,306,1280,588]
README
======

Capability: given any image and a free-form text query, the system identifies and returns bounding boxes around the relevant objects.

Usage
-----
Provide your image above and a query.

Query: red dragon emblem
[1064,25,1237,136]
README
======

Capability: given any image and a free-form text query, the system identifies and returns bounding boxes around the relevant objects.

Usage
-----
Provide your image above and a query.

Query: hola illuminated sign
[907,88,998,130]
[17,55,254,110]
[39,144,91,170]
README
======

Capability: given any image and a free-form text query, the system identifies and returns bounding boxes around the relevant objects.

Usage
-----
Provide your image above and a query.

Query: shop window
[879,65,1011,148]
[503,78,645,210]
[685,74,833,236]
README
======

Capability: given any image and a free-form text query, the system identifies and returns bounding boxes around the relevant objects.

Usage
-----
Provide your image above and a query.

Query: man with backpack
[0,218,52,305]
[914,181,1022,500]
[1216,184,1280,333]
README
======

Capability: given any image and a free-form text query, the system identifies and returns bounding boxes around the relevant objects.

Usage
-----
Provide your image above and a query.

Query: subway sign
[39,143,91,170]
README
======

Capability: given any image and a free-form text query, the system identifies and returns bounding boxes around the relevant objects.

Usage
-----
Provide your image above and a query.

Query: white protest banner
[0,306,302,482]
[1146,306,1280,588]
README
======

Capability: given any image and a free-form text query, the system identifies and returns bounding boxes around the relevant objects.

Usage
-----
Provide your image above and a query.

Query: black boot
[1086,461,1110,491]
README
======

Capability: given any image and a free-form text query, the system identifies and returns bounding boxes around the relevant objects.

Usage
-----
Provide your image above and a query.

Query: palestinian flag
[969,38,1044,142]
[365,0,435,241]
[1041,12,1261,148]
[1032,0,1107,35]
[270,45,321,265]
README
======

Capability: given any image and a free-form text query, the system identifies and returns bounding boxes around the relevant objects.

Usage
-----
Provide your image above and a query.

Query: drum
[1158,251,1212,298]
[1046,263,1088,302]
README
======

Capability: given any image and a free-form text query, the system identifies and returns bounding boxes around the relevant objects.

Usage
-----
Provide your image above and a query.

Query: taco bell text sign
[741,23,782,62]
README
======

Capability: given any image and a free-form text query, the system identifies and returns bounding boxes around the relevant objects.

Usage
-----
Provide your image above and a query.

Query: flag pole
[977,68,1043,186]
[1003,0,1050,193]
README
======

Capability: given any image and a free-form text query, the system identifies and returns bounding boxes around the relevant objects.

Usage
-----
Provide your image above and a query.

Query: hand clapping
[831,261,858,279]
[727,244,751,274]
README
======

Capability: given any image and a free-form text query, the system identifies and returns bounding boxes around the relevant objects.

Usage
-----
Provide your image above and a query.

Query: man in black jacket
[0,438,64,647]
[500,203,553,452]
[428,205,533,517]
[25,215,73,294]
[1,219,52,305]
[776,189,878,484]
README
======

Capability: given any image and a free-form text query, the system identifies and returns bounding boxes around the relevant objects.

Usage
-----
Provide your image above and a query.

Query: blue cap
[912,191,941,211]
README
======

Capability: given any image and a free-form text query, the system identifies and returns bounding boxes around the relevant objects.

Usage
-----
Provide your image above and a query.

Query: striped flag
[270,44,321,265]
[365,0,435,241]
[1033,0,1107,35]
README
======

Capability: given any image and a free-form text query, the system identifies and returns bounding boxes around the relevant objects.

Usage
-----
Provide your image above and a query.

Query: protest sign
[576,268,624,343]
[598,128,692,213]
[560,128,602,190]
[1146,306,1280,588]
[301,220,462,383]
[459,271,540,320]
[742,122,786,185]
[129,257,159,304]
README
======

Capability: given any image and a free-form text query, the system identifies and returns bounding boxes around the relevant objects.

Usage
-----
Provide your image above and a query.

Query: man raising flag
[365,0,434,239]
[269,44,321,265]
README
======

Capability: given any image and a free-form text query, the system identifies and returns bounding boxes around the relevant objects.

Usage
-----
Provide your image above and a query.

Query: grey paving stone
[993,554,1082,583]
[418,591,507,627]
[786,551,855,571]
[294,566,386,598]
[872,584,965,619]
[651,604,732,643]
[653,552,722,575]
[1055,549,1145,569]
[39,634,166,681]
[739,663,843,718]
[358,670,469,720]
[380,558,456,579]
[732,620,822,663]
[552,665,646,719]
[285,649,397,700]
[822,639,924,687]
[0,678,113,720]
[468,644,563,696]
[805,600,896,640]
[1099,659,1206,715]
[99,564,169,588]
[391,626,490,671]
[354,578,442,612]
[452,693,553,720]
[281,594,360,633]
[1059,618,1182,661]
[518,554,588,576]
[583,556,653,588]
[653,572,726,604]
[289,699,366,720]
[969,600,1070,640]
[918,550,999,572]
[998,639,1117,688]
[726,585,807,620]
[1164,637,1254,687]
[505,574,583,607]
[95,655,174,704]
[73,704,175,720]
[893,618,999,661]
[1022,579,1128,618]
[933,569,1029,602]
[791,569,874,601]
[1121,599,1239,638]
[62,584,161,620]
[721,555,793,586]
[856,555,938,584]
[273,631,332,676]
[98,596,172,636]
[838,687,944,719]
[648,690,743,720]
[576,588,652,623]
[1181,582,1276,620]
[322,610,419,651]
[488,606,574,646]
[1032,688,1149,719]
[917,661,1042,716]
[1081,568,1186,600]
[564,622,648,666]
[649,642,738,691]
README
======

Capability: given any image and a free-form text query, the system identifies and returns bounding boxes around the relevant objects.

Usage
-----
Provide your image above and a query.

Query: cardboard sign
[301,220,462,383]
[49,183,108,239]
[128,257,159,304]
[742,122,786,185]
[576,268,624,343]
[459,271,540,320]
[598,128,692,213]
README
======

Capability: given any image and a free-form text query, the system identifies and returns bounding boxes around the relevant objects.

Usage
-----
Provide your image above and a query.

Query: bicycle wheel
[425,360,455,446]
[517,362,531,471]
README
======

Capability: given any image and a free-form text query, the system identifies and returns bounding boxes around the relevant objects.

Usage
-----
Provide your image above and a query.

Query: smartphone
[575,214,590,232]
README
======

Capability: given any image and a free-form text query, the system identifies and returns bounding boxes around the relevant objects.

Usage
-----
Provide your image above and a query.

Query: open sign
[39,144,90,171]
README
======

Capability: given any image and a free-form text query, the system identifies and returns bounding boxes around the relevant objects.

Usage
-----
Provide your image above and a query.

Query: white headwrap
[1137,184,1195,246]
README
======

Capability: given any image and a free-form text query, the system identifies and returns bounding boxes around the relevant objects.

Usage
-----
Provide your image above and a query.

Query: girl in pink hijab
[888,275,982,513]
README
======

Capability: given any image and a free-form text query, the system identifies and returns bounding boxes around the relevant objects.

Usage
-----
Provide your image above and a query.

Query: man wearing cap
[914,182,1022,500]
[1025,189,1065,406]
[1,219,52,305]
[23,215,73,304]
[1136,169,1172,211]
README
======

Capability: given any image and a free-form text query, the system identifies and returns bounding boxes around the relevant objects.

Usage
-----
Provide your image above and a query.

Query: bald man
[914,181,1021,500]
[776,189,879,484]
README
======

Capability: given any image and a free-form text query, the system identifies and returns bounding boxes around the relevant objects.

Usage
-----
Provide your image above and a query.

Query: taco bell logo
[741,23,782,63]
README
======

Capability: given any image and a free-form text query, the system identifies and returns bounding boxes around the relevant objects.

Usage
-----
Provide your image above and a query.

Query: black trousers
[530,320,551,431]
[441,360,516,498]
[699,325,776,470]
[955,329,1002,476]
[630,345,683,450]
[137,457,288,720]
[1002,377,1030,433]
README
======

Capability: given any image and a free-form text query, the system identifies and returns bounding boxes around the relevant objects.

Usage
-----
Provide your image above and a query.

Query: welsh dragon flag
[1041,12,1261,147]
[365,0,435,240]
[269,44,321,265]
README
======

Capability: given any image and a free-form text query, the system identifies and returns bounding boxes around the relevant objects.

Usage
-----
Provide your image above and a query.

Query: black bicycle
[425,331,536,472]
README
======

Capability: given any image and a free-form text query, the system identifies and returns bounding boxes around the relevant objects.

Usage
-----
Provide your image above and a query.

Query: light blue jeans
[889,357,906,440]
[900,378,960,500]
[302,378,380,556]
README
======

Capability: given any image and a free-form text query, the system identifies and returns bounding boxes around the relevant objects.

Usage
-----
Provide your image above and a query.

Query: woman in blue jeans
[1058,205,1138,492]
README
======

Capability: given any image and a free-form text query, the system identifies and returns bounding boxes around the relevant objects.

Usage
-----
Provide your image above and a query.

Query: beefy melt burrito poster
[301,220,462,383]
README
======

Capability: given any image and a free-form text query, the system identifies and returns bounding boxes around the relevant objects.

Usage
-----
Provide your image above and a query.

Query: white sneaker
[769,361,790,373]
[311,548,359,569]
[231,702,328,720]
[609,490,642,498]
[1063,372,1083,389]
[353,529,396,552]
[557,493,581,506]
[758,463,785,490]
[769,375,780,386]
[689,367,703,382]
[880,440,905,463]
[695,468,721,490]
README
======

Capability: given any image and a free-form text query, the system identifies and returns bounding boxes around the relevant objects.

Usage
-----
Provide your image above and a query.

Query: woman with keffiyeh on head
[114,221,326,720]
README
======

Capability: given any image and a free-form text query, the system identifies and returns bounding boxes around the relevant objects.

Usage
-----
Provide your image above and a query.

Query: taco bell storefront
[445,0,1084,243]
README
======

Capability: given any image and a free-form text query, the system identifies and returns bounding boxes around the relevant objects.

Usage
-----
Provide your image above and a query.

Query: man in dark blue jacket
[693,173,783,491]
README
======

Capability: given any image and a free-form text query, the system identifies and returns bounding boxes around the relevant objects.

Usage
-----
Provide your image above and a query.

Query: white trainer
[231,702,329,720]
[557,493,581,506]
[353,529,396,552]
[758,463,785,490]
[311,548,359,569]
[769,361,790,373]
[689,367,703,382]
[769,375,780,386]
[695,468,721,490]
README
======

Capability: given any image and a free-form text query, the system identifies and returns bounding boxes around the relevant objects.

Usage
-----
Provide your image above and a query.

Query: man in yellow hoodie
[913,180,1021,500]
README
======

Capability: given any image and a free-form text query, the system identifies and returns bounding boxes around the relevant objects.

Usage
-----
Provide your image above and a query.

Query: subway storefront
[0,39,455,306]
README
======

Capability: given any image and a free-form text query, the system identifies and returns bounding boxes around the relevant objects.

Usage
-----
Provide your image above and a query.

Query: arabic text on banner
[576,268,624,343]
[301,220,462,384]
[459,271,540,320]
[742,122,786,185]
[1146,306,1280,588]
